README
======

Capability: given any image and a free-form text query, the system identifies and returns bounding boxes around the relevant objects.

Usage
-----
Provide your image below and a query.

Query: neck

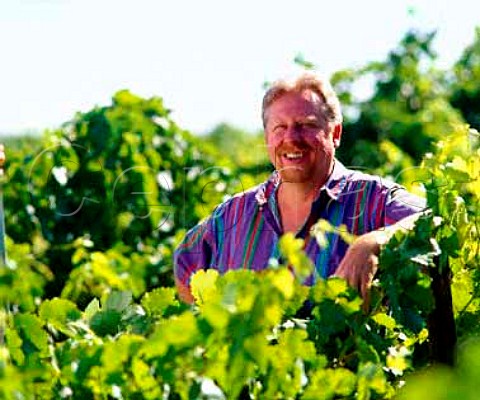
[277,180,320,205]
[276,180,322,234]
[277,160,335,205]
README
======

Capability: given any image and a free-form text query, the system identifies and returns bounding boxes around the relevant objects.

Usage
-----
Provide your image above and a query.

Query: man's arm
[334,181,427,301]
[173,219,215,304]
[175,277,195,304]
[334,213,420,300]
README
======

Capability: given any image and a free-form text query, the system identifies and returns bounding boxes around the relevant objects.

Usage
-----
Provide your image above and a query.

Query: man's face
[264,90,342,186]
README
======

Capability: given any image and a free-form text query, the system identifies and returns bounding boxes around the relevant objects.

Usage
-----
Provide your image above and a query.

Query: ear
[332,124,342,148]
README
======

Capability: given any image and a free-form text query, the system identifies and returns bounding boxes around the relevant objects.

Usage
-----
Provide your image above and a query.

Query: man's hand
[334,214,422,303]
[334,231,382,301]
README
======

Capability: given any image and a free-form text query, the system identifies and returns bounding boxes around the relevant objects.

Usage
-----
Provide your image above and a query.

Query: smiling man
[174,73,425,303]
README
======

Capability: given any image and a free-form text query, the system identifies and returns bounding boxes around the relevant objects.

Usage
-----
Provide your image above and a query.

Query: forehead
[267,89,323,120]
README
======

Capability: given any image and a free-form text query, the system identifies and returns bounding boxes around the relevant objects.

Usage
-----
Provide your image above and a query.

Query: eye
[272,124,286,134]
[301,121,320,130]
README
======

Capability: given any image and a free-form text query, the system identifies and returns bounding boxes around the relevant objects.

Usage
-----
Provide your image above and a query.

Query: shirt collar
[323,160,350,202]
[255,159,351,207]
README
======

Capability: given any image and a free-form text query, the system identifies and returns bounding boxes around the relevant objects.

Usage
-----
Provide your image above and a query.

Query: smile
[283,151,304,160]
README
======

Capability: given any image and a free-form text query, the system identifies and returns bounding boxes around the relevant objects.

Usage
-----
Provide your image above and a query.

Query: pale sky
[1,0,479,136]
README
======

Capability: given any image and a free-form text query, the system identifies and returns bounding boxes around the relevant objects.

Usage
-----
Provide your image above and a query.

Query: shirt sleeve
[370,182,427,230]
[173,217,216,288]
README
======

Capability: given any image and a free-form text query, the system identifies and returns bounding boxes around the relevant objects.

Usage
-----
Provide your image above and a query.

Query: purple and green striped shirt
[174,160,425,287]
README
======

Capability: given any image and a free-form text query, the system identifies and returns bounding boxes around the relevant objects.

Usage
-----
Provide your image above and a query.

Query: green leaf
[279,234,314,281]
[201,303,229,329]
[101,334,144,373]
[105,291,132,312]
[357,363,390,399]
[371,313,397,330]
[132,358,162,398]
[304,368,356,400]
[39,298,81,333]
[141,287,179,317]
[270,268,295,299]
[326,277,350,298]
[90,310,122,337]
[161,312,199,346]
[84,298,101,321]
[191,269,219,305]
[142,312,200,359]
[14,314,48,355]
[5,327,24,365]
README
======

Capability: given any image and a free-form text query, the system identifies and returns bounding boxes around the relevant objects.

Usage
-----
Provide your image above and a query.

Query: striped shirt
[174,160,425,287]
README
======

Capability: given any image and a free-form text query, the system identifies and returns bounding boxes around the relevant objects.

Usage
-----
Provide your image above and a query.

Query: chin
[278,168,312,184]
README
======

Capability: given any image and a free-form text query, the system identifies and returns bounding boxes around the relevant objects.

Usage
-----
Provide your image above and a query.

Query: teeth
[284,152,303,159]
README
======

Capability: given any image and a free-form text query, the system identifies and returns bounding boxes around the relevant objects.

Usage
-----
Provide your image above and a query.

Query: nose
[282,123,302,143]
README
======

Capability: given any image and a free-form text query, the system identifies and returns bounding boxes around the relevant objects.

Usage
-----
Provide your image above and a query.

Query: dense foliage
[1,29,479,399]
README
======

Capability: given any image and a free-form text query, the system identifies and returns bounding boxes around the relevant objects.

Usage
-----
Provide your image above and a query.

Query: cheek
[308,140,335,161]
[304,135,323,151]
[265,136,277,163]
[310,134,335,150]
[266,136,282,156]
[266,134,281,147]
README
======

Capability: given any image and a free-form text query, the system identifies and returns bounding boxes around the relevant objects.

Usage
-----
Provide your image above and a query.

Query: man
[174,73,424,303]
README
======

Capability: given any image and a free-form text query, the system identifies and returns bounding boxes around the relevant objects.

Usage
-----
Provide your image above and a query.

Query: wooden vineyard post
[427,255,457,365]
